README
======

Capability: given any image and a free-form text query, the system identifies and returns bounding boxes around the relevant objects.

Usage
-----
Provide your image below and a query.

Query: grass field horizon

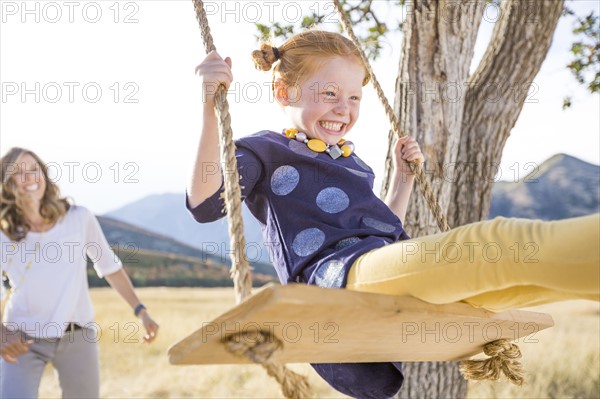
[36,287,599,398]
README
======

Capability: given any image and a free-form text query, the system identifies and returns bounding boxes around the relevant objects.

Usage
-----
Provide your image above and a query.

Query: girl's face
[11,152,47,204]
[282,56,364,146]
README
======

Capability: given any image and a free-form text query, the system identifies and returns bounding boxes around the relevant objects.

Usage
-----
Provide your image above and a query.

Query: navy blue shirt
[187,131,410,288]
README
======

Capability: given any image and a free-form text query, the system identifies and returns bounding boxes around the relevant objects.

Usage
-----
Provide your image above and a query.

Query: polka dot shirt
[187,131,410,288]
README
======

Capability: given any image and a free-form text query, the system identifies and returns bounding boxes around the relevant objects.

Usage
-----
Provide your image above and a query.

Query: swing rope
[225,332,313,398]
[460,339,525,386]
[192,0,252,304]
[191,0,524,392]
[192,1,312,397]
[331,0,524,385]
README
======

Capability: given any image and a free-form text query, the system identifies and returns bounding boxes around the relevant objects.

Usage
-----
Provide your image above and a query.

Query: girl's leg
[347,214,599,311]
[462,285,599,310]
[52,328,100,399]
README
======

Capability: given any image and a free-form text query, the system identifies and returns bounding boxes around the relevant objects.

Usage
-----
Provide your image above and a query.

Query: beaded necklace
[283,128,355,160]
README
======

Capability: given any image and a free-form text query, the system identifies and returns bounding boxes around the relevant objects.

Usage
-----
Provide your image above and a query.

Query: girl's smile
[280,56,364,146]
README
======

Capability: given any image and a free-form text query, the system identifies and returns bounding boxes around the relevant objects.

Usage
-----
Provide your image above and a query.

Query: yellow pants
[347,214,600,312]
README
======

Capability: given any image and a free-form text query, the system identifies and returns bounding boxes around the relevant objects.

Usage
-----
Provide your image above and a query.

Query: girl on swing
[188,30,599,398]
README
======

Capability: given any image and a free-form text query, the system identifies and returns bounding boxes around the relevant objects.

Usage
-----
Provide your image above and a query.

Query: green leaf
[571,42,583,55]
[566,10,599,102]
[301,16,316,30]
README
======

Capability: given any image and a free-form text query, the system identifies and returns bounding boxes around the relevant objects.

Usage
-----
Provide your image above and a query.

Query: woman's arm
[83,207,158,343]
[188,51,234,208]
[383,136,424,223]
[104,269,159,343]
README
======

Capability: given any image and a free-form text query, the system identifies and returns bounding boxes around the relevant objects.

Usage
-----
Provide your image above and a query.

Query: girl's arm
[104,269,159,343]
[384,136,424,223]
[188,51,234,209]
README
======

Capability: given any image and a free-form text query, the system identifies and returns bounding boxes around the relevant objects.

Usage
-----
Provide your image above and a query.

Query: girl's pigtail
[251,43,280,71]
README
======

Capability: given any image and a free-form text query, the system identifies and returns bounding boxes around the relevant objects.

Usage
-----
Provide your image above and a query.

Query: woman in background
[0,147,159,398]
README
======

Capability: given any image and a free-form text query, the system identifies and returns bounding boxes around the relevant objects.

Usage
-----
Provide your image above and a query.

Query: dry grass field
[36,287,599,398]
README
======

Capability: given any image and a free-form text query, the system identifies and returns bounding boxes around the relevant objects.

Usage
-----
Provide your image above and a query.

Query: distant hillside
[98,215,221,260]
[87,246,275,288]
[96,216,277,285]
[104,193,270,264]
[490,154,599,220]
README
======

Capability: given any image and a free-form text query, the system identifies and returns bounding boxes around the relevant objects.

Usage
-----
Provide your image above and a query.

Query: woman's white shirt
[0,205,122,338]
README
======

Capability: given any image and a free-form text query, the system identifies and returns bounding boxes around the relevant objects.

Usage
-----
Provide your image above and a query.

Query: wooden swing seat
[168,284,554,365]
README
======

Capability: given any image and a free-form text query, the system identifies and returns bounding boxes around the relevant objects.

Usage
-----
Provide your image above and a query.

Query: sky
[1,0,599,215]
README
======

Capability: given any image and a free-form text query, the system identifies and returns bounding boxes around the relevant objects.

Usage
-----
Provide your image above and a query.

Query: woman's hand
[392,136,425,178]
[138,310,159,344]
[195,50,233,107]
[0,328,32,363]
[103,269,159,344]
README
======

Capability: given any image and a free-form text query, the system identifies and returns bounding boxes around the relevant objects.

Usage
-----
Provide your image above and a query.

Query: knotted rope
[460,339,525,385]
[225,332,313,398]
[331,0,450,233]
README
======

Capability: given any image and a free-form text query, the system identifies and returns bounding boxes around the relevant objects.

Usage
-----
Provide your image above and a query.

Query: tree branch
[448,0,565,226]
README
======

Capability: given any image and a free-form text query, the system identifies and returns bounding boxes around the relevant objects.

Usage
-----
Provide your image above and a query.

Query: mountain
[87,245,275,288]
[96,215,277,282]
[103,193,273,267]
[490,154,599,220]
[98,215,221,260]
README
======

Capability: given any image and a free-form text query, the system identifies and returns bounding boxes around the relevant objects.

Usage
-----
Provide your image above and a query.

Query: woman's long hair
[1,148,70,241]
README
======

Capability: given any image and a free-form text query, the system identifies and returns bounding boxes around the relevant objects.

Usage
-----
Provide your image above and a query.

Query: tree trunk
[384,0,564,397]
[397,362,468,399]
